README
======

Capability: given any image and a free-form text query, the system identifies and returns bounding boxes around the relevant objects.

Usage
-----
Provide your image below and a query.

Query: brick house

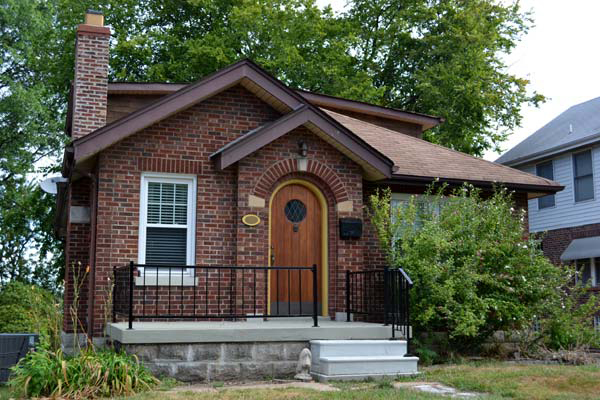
[54,12,562,380]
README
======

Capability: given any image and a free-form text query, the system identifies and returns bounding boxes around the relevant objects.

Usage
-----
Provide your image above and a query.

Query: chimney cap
[84,10,104,26]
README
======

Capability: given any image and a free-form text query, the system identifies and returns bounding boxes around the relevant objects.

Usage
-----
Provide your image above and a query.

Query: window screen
[574,151,594,202]
[143,180,191,266]
[536,161,555,209]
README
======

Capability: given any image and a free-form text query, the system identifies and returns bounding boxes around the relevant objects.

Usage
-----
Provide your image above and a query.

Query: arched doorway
[268,179,328,316]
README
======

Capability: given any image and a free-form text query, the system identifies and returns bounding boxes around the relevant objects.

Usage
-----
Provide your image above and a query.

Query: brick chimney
[71,10,110,140]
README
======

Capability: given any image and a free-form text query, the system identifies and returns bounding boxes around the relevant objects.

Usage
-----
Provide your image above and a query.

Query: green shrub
[539,282,600,350]
[0,281,61,350]
[9,346,158,399]
[368,184,599,350]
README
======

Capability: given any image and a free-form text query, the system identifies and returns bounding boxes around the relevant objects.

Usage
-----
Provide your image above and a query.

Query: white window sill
[135,276,198,286]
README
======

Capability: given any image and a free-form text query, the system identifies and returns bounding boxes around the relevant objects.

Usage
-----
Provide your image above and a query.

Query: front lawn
[4,362,600,399]
[124,362,600,400]
[413,362,600,400]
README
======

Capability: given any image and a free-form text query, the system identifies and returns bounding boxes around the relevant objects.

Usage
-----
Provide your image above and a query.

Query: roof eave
[385,174,564,197]
[499,131,600,167]
[295,89,443,131]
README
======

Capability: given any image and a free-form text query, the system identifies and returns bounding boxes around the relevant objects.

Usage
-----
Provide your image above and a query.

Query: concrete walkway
[168,380,483,398]
[170,381,339,393]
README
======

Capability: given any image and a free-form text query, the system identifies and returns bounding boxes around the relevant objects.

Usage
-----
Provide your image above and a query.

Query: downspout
[85,167,99,341]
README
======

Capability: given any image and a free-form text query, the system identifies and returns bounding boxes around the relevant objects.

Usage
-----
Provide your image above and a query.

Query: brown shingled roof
[324,109,563,194]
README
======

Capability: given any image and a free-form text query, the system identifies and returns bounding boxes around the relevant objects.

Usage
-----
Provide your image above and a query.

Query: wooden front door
[270,183,322,315]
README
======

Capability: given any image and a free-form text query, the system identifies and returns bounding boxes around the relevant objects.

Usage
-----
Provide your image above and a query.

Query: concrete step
[310,340,418,381]
[311,339,407,357]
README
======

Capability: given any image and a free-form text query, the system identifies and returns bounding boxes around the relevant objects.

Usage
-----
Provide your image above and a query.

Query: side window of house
[391,193,441,229]
[575,258,600,287]
[536,161,555,209]
[573,150,594,202]
[139,174,196,268]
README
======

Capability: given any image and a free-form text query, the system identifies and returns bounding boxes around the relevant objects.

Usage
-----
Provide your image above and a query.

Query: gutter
[381,174,564,196]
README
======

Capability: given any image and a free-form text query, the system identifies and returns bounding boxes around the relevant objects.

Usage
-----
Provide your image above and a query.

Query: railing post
[312,264,318,327]
[383,267,390,326]
[406,280,413,356]
[128,261,134,330]
[345,270,351,322]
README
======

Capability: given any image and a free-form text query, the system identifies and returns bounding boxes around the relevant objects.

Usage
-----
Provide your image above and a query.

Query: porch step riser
[311,340,407,358]
[317,357,418,375]
[310,340,418,381]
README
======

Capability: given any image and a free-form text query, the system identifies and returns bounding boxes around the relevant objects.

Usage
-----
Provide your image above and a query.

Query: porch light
[298,141,308,157]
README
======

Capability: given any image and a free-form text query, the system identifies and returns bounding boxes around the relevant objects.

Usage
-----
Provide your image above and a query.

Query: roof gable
[210,106,393,180]
[72,59,306,162]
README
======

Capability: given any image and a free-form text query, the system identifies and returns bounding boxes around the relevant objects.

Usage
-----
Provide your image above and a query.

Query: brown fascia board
[108,82,188,95]
[211,106,393,178]
[73,59,306,162]
[295,89,443,131]
[385,174,564,199]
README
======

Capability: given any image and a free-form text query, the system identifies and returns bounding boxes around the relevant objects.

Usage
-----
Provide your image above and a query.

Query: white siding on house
[521,145,600,232]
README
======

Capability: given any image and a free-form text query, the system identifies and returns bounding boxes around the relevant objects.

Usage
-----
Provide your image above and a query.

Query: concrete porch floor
[107,317,390,344]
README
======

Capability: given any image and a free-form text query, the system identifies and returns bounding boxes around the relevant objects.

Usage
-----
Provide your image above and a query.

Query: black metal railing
[113,262,319,329]
[346,267,413,348]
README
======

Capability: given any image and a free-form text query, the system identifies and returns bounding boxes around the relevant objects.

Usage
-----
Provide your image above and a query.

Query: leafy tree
[0,0,75,290]
[346,0,544,156]
[1,0,542,289]
[368,185,593,350]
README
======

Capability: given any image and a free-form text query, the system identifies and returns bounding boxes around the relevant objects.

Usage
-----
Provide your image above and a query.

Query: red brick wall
[90,85,280,335]
[538,223,600,265]
[63,178,92,332]
[71,25,110,139]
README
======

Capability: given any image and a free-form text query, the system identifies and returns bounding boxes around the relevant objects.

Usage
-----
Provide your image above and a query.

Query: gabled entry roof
[210,105,393,180]
[70,59,394,179]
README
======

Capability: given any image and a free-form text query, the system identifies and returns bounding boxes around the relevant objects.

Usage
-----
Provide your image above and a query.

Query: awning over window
[560,236,600,261]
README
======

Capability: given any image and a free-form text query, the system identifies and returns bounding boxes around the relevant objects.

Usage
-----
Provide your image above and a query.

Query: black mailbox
[339,218,362,239]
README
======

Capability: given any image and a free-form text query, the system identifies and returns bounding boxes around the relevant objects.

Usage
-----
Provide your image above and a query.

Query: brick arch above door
[253,159,349,204]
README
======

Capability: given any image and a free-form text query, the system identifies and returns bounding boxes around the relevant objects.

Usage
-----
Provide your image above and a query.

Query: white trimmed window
[573,150,594,202]
[138,173,196,276]
[594,316,600,332]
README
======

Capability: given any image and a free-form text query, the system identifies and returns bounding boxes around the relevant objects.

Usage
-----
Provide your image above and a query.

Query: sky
[316,0,600,161]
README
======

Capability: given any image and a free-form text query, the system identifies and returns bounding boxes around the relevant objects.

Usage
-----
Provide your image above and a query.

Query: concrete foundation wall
[119,341,309,382]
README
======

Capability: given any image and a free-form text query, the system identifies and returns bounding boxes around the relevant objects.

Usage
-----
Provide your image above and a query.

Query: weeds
[9,346,158,399]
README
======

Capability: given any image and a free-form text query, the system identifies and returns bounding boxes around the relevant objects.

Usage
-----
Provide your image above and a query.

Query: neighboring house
[497,96,600,283]
[54,12,561,380]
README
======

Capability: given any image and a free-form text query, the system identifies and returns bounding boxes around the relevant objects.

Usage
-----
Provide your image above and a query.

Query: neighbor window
[573,150,594,202]
[575,258,600,287]
[138,173,196,268]
[536,161,555,209]
[594,316,600,332]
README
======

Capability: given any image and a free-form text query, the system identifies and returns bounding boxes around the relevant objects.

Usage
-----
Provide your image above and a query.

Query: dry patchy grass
[409,362,600,400]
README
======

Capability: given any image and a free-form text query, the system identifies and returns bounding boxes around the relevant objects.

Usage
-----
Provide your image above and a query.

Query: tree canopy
[0,0,541,289]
